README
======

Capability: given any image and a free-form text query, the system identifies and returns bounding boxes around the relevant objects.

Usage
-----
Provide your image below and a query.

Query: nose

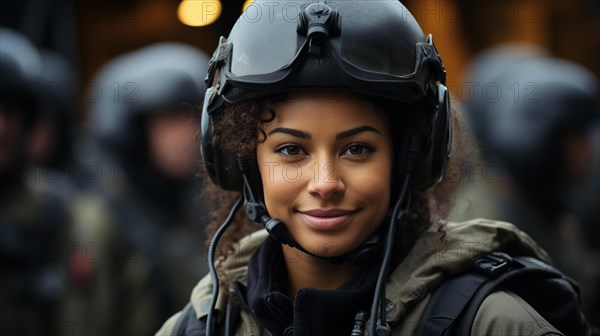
[306,161,345,200]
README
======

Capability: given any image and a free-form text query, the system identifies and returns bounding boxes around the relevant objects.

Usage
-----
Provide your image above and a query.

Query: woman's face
[256,91,394,257]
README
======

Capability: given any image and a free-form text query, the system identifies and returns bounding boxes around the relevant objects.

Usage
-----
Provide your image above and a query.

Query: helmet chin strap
[237,157,383,266]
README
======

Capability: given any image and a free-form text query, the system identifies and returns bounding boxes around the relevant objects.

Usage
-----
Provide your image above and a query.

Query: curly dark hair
[198,93,474,285]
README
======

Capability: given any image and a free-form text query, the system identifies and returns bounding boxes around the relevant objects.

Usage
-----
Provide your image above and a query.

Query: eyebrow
[336,125,381,139]
[267,125,381,140]
[268,127,311,139]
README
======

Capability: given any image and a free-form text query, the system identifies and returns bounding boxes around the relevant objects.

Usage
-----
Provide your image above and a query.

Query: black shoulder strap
[417,252,510,336]
[454,255,588,336]
[418,272,488,335]
[417,252,590,336]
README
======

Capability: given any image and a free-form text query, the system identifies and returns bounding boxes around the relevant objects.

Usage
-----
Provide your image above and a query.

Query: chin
[295,234,360,258]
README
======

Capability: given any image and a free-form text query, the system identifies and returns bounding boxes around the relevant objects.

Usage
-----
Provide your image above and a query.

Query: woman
[157,1,590,335]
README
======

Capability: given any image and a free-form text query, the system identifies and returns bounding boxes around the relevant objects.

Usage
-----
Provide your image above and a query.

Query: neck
[282,244,367,302]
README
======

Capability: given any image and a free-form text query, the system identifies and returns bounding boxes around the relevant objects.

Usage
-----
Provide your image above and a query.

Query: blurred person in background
[0,27,71,336]
[25,49,80,200]
[451,44,600,323]
[65,42,210,336]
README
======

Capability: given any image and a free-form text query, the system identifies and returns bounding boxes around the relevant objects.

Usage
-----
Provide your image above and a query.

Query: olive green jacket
[157,219,563,335]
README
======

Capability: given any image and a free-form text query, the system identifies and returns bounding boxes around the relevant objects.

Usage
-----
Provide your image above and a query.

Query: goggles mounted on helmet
[204,1,446,113]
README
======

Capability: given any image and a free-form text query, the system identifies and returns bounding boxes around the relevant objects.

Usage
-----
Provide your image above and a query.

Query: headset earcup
[200,87,244,191]
[429,84,452,186]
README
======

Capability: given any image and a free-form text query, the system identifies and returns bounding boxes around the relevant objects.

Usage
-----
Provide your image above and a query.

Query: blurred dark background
[2,0,600,334]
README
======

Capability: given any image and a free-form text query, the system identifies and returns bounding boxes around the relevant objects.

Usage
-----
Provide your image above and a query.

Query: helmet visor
[218,1,443,103]
[337,1,423,77]
[229,2,305,77]
[228,1,425,78]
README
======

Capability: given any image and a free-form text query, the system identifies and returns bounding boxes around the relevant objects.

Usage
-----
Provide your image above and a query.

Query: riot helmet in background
[88,42,209,177]
[465,45,600,205]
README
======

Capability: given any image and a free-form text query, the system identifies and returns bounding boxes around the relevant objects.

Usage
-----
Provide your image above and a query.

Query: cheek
[257,152,301,216]
[354,169,391,207]
[351,156,393,216]
[263,173,300,217]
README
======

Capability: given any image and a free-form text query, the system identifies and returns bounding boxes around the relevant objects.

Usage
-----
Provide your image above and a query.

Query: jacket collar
[188,220,550,329]
[239,235,381,336]
[190,229,269,320]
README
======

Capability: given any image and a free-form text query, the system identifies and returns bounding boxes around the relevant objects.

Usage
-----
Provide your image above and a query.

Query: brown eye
[342,143,374,156]
[275,144,305,156]
[349,145,363,155]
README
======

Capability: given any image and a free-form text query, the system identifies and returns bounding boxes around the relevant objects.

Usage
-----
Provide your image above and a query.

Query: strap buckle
[473,252,513,278]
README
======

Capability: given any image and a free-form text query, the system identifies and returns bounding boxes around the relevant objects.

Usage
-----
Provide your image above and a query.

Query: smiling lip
[298,209,357,230]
